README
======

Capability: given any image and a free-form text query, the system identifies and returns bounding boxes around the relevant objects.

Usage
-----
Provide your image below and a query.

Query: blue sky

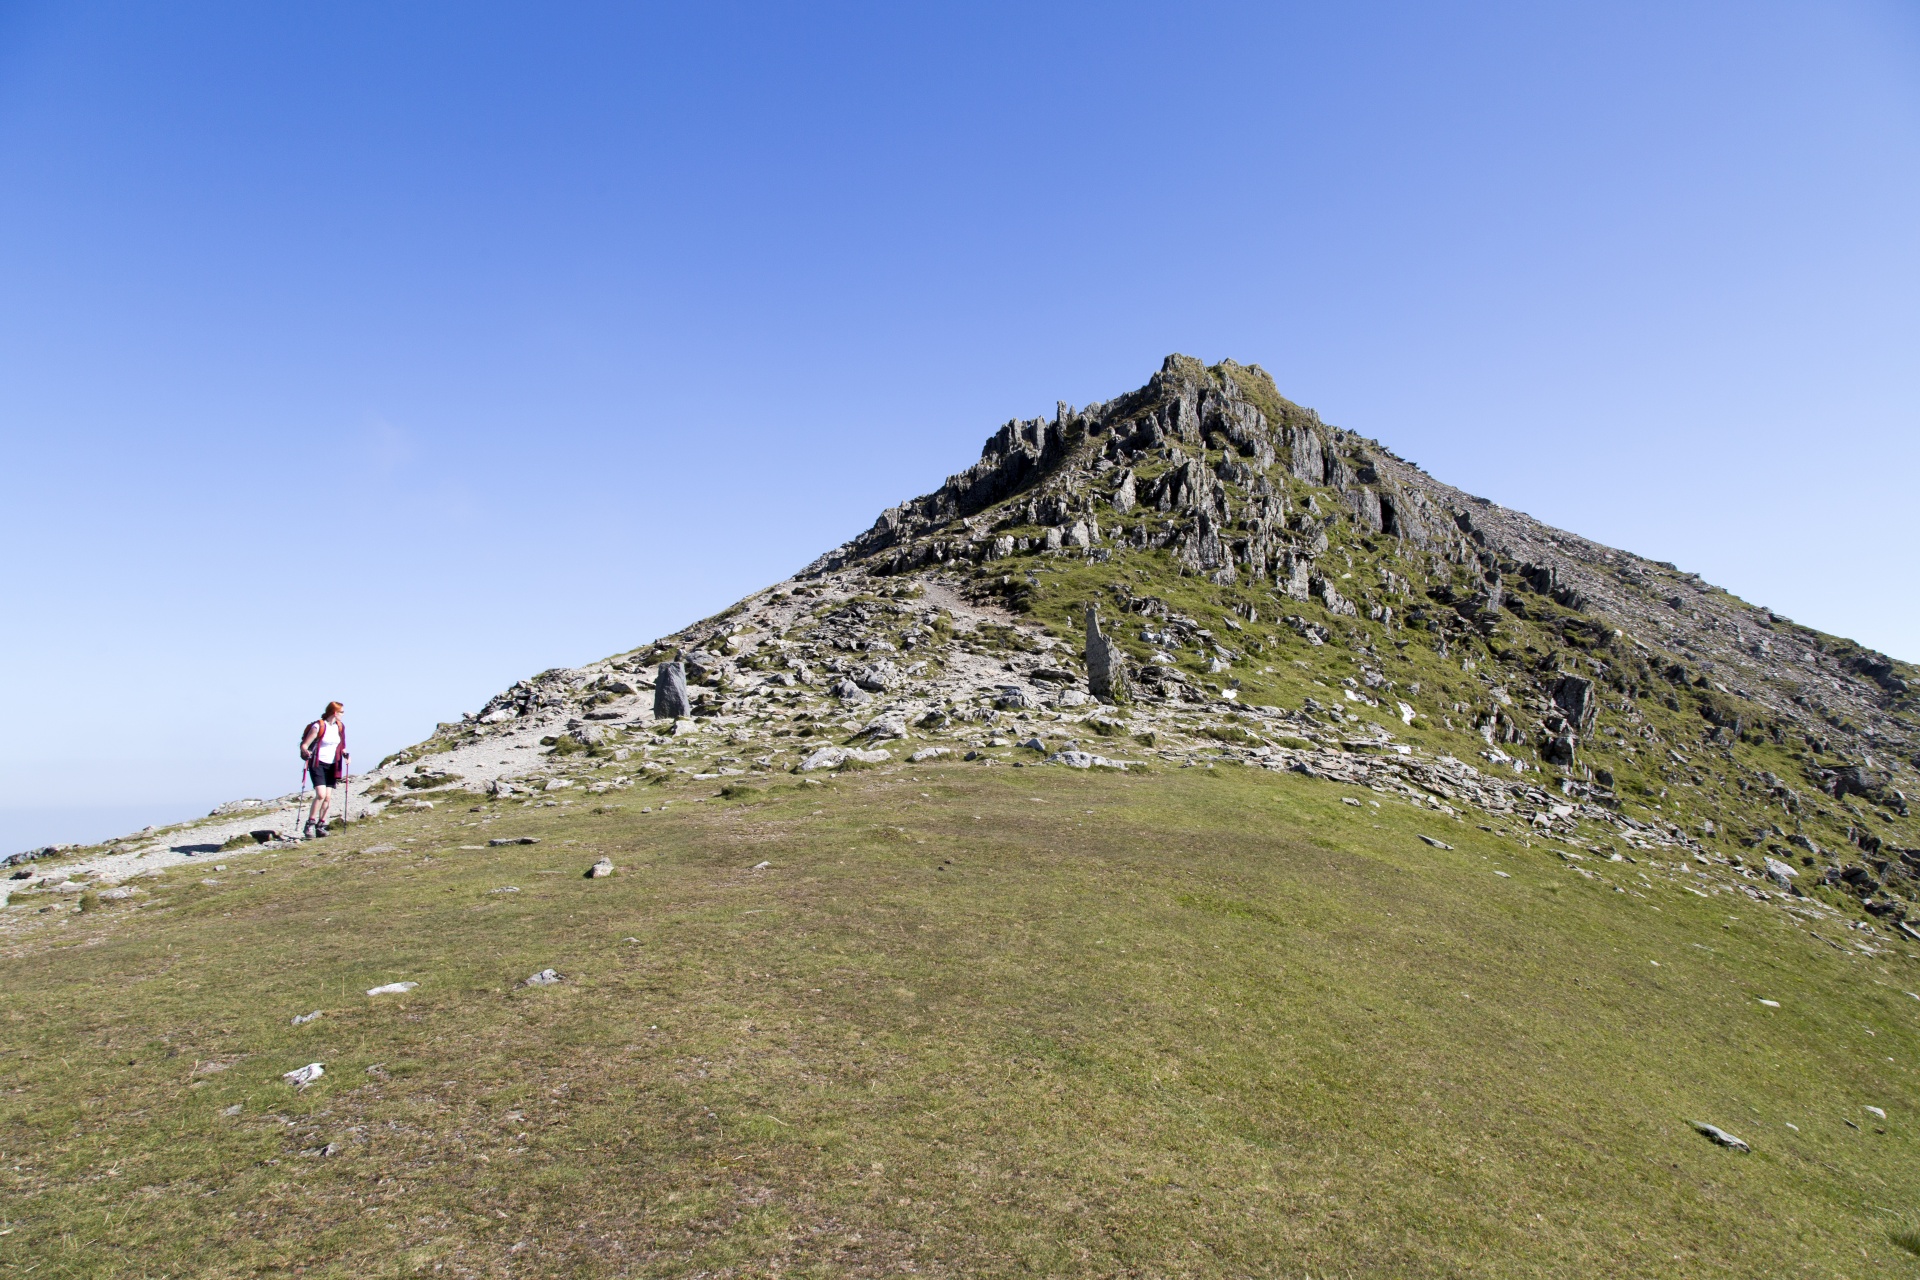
[3,1,1917,853]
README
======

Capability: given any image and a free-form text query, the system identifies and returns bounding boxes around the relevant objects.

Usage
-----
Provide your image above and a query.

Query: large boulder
[995,686,1037,710]
[653,662,692,719]
[563,721,607,747]
[829,677,872,705]
[851,660,898,692]
[861,711,909,740]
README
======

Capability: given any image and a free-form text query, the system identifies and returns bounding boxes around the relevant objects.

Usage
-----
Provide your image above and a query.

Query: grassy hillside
[4,761,1917,1277]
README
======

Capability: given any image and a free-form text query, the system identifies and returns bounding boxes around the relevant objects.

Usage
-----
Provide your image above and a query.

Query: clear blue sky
[3,1,1917,854]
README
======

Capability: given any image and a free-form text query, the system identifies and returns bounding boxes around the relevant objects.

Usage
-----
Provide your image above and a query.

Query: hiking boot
[315,823,330,838]
[303,821,317,840]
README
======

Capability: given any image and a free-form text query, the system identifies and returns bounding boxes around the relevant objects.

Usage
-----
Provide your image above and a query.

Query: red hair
[321,701,343,720]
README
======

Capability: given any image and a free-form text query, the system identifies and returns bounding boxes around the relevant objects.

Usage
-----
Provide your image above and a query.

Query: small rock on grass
[1418,835,1453,849]
[909,747,951,763]
[1341,797,1363,807]
[1691,1121,1750,1151]
[520,968,563,987]
[366,981,418,996]
[799,746,890,771]
[291,1010,322,1025]
[586,857,614,878]
[283,1063,325,1089]
[1049,750,1122,769]
[489,837,539,847]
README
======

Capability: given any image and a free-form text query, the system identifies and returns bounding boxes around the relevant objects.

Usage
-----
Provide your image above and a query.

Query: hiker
[300,701,349,838]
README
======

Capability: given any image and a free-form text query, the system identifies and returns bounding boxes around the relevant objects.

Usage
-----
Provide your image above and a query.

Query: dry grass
[2,762,1916,1276]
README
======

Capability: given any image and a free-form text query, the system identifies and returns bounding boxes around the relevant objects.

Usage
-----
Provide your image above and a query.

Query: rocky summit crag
[10,355,1919,948]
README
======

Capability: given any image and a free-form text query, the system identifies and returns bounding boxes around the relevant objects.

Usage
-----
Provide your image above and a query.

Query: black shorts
[308,758,339,788]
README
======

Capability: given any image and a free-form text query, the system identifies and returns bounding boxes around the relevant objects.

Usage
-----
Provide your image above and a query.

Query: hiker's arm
[299,725,317,758]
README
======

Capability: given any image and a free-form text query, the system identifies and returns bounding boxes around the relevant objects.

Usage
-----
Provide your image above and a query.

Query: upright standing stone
[1086,604,1129,704]
[653,662,691,720]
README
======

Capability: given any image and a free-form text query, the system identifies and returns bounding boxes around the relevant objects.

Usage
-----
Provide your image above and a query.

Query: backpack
[302,718,348,774]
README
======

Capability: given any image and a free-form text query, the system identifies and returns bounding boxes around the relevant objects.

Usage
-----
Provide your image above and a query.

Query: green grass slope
[4,763,1917,1277]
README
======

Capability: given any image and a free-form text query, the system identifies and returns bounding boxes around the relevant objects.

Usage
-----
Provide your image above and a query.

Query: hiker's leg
[305,786,325,827]
[312,785,332,823]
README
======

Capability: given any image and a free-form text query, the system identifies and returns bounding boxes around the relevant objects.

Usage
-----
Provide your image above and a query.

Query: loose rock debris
[366,981,418,996]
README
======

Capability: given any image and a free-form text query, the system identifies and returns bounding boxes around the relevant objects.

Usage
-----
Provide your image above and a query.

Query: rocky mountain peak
[14,356,1917,943]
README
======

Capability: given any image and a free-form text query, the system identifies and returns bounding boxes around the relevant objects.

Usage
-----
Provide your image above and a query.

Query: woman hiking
[299,702,349,839]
